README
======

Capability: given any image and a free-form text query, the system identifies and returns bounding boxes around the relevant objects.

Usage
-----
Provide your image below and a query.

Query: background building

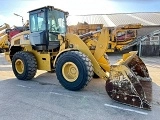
[67,12,160,56]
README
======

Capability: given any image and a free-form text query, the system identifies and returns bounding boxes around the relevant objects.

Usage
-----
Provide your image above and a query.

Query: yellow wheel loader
[0,22,29,53]
[2,6,152,110]
[0,23,11,52]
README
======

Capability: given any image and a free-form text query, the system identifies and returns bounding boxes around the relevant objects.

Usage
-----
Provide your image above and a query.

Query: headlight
[23,34,29,40]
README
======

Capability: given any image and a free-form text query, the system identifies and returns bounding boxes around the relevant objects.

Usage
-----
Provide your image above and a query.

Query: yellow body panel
[115,51,137,65]
[0,34,9,49]
[9,30,52,71]
[94,28,109,60]
[32,52,51,71]
[105,49,114,52]
[5,44,52,71]
[98,56,110,72]
[11,31,30,46]
[53,48,77,66]
[24,47,52,71]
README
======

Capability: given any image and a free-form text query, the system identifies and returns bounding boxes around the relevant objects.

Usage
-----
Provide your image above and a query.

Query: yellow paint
[0,34,9,49]
[33,52,51,71]
[94,28,109,61]
[62,62,79,82]
[53,48,77,66]
[11,31,30,46]
[22,45,32,51]
[15,59,24,74]
[86,39,97,49]
[59,42,66,52]
[123,51,137,62]
[105,49,114,52]
[30,51,51,71]
[23,46,52,71]
[98,55,110,72]
[115,51,137,65]
[0,23,10,49]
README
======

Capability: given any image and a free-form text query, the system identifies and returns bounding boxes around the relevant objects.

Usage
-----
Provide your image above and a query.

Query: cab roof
[28,6,68,15]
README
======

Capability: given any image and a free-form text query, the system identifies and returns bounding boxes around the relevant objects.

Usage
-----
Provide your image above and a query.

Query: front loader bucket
[105,51,152,110]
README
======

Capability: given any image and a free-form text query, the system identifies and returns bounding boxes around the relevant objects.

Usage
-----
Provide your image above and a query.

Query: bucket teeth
[105,65,152,110]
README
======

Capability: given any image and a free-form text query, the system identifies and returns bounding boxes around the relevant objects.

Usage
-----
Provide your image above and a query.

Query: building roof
[67,12,160,27]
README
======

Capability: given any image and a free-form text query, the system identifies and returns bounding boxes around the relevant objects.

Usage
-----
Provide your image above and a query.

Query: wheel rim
[15,59,24,74]
[62,62,79,82]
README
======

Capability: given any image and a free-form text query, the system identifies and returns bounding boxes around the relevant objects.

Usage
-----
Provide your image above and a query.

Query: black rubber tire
[0,49,4,53]
[55,51,93,91]
[12,51,37,80]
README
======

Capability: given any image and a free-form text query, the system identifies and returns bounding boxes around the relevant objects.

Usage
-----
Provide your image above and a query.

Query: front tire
[55,51,93,91]
[12,51,37,80]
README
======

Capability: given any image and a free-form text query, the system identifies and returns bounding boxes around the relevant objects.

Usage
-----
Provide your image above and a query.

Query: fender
[53,48,78,67]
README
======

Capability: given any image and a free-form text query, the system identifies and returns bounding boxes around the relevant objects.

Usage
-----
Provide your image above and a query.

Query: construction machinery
[0,23,10,52]
[0,6,152,110]
[0,22,29,53]
[68,22,142,52]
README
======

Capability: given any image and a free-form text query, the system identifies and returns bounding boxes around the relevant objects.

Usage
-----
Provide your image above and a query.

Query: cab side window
[30,12,45,32]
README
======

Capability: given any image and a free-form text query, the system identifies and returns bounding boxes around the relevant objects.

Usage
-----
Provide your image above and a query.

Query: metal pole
[138,41,142,57]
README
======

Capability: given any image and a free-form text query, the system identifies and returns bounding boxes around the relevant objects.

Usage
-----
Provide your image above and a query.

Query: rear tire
[0,49,4,53]
[55,51,93,91]
[12,51,37,80]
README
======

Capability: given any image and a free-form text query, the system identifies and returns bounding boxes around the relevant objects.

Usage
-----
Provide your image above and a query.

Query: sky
[0,0,160,26]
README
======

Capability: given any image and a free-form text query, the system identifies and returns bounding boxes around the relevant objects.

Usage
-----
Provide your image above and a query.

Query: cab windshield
[48,9,66,34]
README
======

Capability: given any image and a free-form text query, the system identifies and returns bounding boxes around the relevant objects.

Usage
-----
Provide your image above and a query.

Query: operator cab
[29,6,68,51]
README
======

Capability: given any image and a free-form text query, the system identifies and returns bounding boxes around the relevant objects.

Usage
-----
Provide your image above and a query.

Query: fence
[141,45,160,56]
